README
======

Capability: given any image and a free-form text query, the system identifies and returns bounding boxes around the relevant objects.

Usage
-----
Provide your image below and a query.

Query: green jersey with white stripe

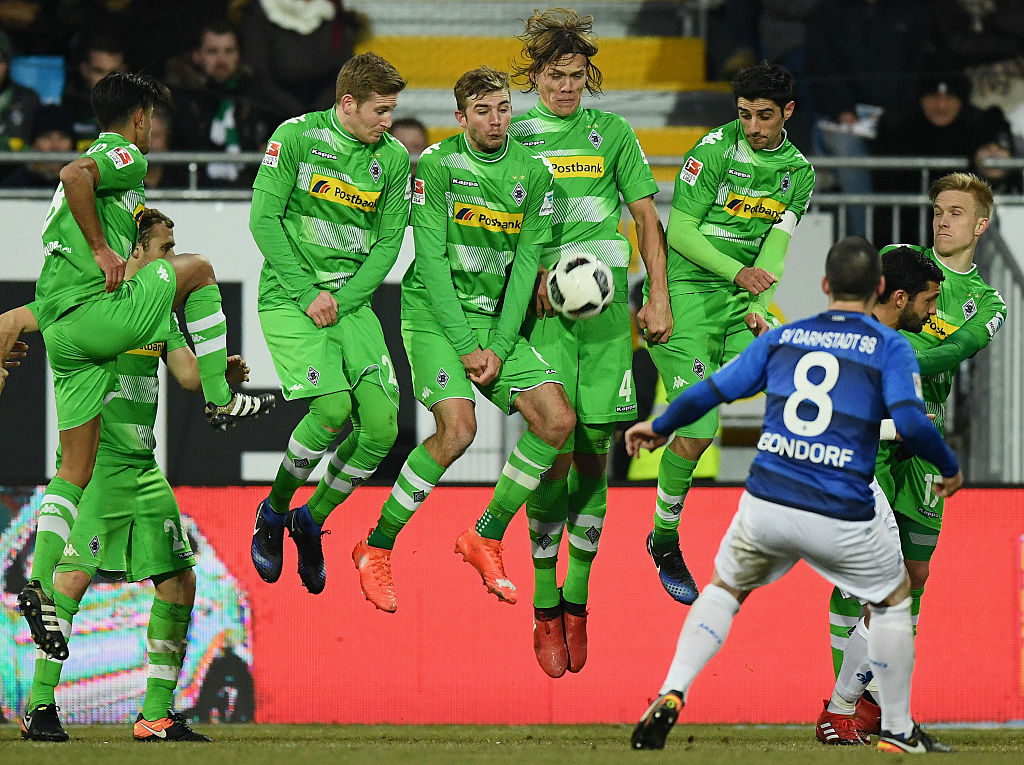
[670,120,815,290]
[509,105,658,302]
[33,132,147,329]
[252,108,411,307]
[880,244,1006,430]
[402,133,554,329]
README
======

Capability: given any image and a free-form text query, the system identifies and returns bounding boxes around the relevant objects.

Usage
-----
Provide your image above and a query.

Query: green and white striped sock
[526,476,568,609]
[30,478,83,597]
[476,429,559,541]
[142,598,191,720]
[563,467,607,606]
[183,285,231,406]
[368,444,447,549]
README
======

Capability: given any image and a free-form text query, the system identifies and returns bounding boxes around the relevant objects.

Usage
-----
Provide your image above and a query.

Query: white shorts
[714,490,906,604]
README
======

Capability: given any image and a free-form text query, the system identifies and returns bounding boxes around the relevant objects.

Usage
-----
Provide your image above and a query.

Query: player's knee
[355,414,397,462]
[543,400,576,448]
[179,253,217,288]
[437,413,476,457]
[308,391,352,432]
[671,435,713,462]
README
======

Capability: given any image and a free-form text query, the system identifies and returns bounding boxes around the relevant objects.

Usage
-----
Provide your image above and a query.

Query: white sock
[659,583,741,698]
[867,597,915,737]
[828,618,871,714]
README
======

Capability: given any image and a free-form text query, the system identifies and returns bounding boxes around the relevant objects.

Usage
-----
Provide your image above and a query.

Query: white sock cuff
[702,582,741,615]
[868,596,912,628]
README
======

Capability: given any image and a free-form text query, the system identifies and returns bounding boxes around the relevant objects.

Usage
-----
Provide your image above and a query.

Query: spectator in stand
[1,103,72,186]
[0,28,41,151]
[873,65,1019,243]
[144,108,188,189]
[62,34,126,150]
[805,0,932,235]
[237,0,362,115]
[171,19,278,188]
[389,117,428,177]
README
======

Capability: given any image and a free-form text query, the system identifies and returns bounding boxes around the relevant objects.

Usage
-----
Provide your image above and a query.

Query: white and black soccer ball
[547,252,614,320]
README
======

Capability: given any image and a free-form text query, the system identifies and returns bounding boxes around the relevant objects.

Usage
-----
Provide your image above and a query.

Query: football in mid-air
[547,252,614,320]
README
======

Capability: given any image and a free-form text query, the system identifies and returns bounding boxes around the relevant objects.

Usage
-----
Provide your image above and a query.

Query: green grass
[3,724,1023,764]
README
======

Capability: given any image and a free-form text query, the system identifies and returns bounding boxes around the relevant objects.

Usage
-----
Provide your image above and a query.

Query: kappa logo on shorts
[63,543,77,557]
[963,298,977,321]
[89,535,100,558]
[692,358,706,380]
[421,386,432,400]
[537,532,553,549]
[673,375,685,389]
[436,368,449,389]
[585,526,601,545]
[615,404,637,413]
[918,506,941,519]
[307,366,320,386]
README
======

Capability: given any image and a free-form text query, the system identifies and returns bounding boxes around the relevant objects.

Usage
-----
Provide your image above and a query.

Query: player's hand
[624,421,669,457]
[932,470,963,498]
[93,244,126,292]
[534,265,556,317]
[471,349,502,386]
[460,347,488,379]
[744,312,771,337]
[734,266,777,296]
[3,340,29,369]
[225,354,250,385]
[306,291,338,329]
[637,293,673,344]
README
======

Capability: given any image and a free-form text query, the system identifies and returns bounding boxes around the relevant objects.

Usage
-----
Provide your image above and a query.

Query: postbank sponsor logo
[309,174,380,212]
[126,341,166,357]
[453,203,523,232]
[546,155,605,178]
[723,192,786,222]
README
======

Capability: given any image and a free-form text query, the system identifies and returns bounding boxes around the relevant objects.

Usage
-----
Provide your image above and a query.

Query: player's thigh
[894,512,941,563]
[523,311,580,410]
[401,319,475,411]
[648,290,729,439]
[713,491,799,591]
[336,306,400,409]
[57,461,138,576]
[575,301,637,424]
[891,454,945,538]
[258,298,351,401]
[43,326,116,430]
[484,334,564,415]
[126,465,196,582]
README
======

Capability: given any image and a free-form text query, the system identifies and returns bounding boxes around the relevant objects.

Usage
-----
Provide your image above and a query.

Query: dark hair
[513,8,603,96]
[825,236,881,301]
[390,117,428,137]
[731,61,795,109]
[879,247,944,304]
[91,72,172,130]
[197,18,240,48]
[79,33,124,62]
[454,66,510,112]
[138,207,174,249]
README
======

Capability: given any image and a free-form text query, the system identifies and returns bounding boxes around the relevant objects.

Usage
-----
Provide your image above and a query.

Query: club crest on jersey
[307,366,320,386]
[262,140,281,167]
[588,128,603,149]
[369,157,382,183]
[680,156,703,186]
[309,174,380,211]
[89,535,100,557]
[692,358,706,379]
[453,203,523,231]
[963,298,977,321]
[724,192,786,222]
[511,181,527,206]
[107,146,133,169]
[546,156,605,178]
[781,171,791,194]
[436,367,449,389]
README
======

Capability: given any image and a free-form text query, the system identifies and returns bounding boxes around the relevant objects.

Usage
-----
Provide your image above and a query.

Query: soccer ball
[546,252,614,320]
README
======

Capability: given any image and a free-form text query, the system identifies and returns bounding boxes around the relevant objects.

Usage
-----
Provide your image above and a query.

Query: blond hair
[335,52,406,105]
[454,66,511,112]
[512,8,603,95]
[929,172,994,219]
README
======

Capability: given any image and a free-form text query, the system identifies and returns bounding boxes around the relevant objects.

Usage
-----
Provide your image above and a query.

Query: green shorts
[891,451,946,531]
[523,300,636,424]
[259,300,399,407]
[403,320,562,414]
[41,260,177,430]
[894,511,941,562]
[648,287,754,438]
[56,458,196,582]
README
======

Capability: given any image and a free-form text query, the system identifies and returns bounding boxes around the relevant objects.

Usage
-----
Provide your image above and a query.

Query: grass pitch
[4,724,1023,763]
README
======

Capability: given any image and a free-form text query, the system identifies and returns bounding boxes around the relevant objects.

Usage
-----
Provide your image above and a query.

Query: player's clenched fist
[734,266,777,295]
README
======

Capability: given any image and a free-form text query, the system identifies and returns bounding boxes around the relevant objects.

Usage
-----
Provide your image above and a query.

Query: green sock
[829,586,865,676]
[563,466,607,606]
[369,444,447,550]
[526,476,568,608]
[910,586,924,635]
[28,589,79,708]
[652,449,698,548]
[31,478,84,597]
[142,598,191,720]
[308,436,374,526]
[476,429,560,541]
[268,412,336,514]
[183,284,232,406]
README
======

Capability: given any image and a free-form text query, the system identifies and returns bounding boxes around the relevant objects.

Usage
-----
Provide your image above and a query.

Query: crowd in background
[2,0,1023,212]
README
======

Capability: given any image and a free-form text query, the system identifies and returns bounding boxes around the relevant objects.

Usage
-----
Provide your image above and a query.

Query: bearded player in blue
[627,237,961,754]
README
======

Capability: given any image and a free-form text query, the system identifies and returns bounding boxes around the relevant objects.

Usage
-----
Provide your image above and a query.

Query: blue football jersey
[702,311,926,520]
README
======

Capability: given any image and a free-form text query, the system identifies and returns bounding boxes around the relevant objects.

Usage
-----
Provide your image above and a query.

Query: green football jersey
[402,132,554,354]
[508,104,658,303]
[253,108,411,308]
[669,120,815,289]
[33,132,147,329]
[880,244,1006,429]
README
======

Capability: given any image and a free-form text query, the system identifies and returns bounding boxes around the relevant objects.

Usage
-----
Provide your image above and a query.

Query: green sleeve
[613,117,659,204]
[249,188,320,311]
[166,313,189,353]
[89,141,147,191]
[748,225,792,316]
[666,208,744,282]
[787,163,816,220]
[915,330,984,375]
[252,120,300,199]
[413,225,478,355]
[333,227,404,316]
